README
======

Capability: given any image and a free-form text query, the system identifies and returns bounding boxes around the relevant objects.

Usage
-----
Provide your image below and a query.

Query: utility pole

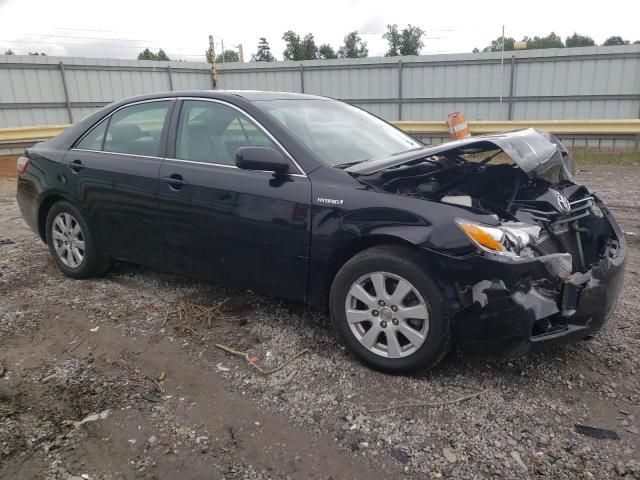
[221,39,225,64]
[208,35,217,89]
[238,44,244,63]
[500,25,505,119]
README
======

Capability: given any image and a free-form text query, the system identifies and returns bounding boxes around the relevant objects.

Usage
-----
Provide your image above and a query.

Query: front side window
[101,101,170,156]
[257,99,422,167]
[176,100,278,165]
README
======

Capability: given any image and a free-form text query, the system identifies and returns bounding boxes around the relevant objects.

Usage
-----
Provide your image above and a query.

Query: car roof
[117,89,329,104]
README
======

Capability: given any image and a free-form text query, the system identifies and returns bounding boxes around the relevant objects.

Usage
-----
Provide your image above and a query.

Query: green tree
[338,31,368,58]
[525,32,564,49]
[156,49,170,61]
[138,48,157,60]
[301,34,318,60]
[603,36,629,46]
[137,48,170,61]
[215,49,240,63]
[318,44,337,59]
[634,40,640,44]
[383,24,402,56]
[400,25,425,55]
[282,31,318,60]
[28,51,46,56]
[282,31,302,60]
[565,33,595,48]
[383,24,425,56]
[3,49,14,55]
[254,37,274,62]
[482,36,515,52]
[472,47,480,53]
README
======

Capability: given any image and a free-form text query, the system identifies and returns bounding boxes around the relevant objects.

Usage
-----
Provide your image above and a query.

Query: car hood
[346,128,574,182]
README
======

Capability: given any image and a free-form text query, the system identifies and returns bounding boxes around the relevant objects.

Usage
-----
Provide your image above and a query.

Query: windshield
[257,99,422,167]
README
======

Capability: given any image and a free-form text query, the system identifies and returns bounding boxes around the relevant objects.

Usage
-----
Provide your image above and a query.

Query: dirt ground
[1,165,639,479]
[0,156,18,178]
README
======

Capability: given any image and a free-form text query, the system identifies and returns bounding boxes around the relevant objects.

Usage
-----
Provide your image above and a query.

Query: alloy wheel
[345,271,429,358]
[51,212,85,268]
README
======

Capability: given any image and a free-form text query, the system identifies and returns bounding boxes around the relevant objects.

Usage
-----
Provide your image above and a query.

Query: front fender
[307,183,496,308]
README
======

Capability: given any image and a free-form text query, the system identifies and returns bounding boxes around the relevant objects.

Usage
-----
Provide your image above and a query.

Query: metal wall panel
[0,55,211,127]
[1,46,638,129]
[0,107,70,127]
[216,45,639,122]
[217,68,302,92]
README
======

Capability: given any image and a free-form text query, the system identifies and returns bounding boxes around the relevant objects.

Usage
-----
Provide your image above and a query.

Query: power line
[1,34,223,53]
[0,39,205,55]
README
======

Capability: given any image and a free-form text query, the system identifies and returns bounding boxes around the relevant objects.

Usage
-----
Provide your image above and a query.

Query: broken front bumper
[429,226,627,358]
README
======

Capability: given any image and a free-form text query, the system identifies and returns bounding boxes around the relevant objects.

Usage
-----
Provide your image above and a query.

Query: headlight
[456,219,541,258]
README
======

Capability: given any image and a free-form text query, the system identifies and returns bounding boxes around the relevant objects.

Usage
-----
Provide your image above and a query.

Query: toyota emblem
[557,193,571,213]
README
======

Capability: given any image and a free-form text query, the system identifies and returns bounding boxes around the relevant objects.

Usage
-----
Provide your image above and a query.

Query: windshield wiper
[334,160,365,169]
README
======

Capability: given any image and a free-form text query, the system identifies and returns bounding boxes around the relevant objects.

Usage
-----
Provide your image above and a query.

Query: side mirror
[235,147,290,173]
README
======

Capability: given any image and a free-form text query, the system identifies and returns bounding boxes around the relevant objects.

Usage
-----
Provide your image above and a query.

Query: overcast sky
[1,0,639,61]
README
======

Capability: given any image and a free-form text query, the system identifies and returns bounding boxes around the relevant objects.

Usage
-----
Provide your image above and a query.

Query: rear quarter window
[76,118,108,151]
[75,100,171,157]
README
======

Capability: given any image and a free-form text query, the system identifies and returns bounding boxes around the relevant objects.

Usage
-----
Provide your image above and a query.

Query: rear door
[68,99,173,266]
[158,99,311,300]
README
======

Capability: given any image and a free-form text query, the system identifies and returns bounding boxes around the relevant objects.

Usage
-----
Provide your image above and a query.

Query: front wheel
[329,245,450,374]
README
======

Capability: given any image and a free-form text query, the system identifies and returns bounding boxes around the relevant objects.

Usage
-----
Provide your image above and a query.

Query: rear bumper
[16,176,41,238]
[429,218,627,358]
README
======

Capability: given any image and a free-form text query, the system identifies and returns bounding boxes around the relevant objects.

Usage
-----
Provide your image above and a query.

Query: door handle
[162,174,188,190]
[66,159,84,173]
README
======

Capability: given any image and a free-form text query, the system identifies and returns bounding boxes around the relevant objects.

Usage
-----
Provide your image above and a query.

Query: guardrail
[1,120,639,153]
[395,119,640,136]
[0,125,70,152]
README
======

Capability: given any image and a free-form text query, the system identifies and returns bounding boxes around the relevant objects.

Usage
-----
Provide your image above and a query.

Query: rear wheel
[46,201,110,279]
[330,245,449,374]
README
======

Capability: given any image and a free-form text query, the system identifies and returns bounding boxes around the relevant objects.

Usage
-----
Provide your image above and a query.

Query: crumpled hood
[347,128,574,182]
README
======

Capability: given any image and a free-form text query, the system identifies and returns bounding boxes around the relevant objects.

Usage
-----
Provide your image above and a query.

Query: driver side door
[158,99,312,300]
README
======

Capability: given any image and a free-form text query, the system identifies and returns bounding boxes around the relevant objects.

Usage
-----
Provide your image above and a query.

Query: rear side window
[103,101,170,156]
[76,101,171,157]
[175,100,277,165]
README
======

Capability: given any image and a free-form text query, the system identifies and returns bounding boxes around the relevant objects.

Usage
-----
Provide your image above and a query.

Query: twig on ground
[214,343,309,375]
[228,425,237,445]
[64,339,85,357]
[366,389,487,414]
[164,299,239,333]
[68,339,84,353]
[160,307,170,328]
[141,392,162,403]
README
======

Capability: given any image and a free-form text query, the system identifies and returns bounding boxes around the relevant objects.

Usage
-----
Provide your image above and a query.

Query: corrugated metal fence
[0,56,212,128]
[217,45,640,124]
[1,45,639,148]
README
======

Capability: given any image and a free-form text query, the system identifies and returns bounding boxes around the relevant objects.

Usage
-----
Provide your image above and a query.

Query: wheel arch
[37,192,75,242]
[317,234,429,312]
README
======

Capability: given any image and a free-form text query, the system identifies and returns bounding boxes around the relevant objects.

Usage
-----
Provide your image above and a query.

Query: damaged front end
[349,129,627,357]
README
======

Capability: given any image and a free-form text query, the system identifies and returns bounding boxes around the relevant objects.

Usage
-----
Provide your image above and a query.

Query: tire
[45,200,111,279]
[330,245,450,374]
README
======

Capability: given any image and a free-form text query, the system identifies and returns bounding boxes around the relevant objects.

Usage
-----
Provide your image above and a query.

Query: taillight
[16,155,30,175]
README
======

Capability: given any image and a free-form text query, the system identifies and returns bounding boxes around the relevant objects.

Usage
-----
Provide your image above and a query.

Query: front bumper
[429,214,627,358]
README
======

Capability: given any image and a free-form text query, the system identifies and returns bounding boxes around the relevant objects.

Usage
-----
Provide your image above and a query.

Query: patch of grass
[570,148,640,166]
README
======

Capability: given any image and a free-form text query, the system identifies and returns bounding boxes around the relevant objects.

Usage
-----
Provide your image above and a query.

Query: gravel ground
[1,166,639,479]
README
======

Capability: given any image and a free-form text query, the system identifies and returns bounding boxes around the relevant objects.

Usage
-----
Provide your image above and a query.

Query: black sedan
[16,90,627,373]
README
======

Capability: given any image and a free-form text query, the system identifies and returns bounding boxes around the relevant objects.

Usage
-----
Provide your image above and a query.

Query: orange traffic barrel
[447,112,470,140]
